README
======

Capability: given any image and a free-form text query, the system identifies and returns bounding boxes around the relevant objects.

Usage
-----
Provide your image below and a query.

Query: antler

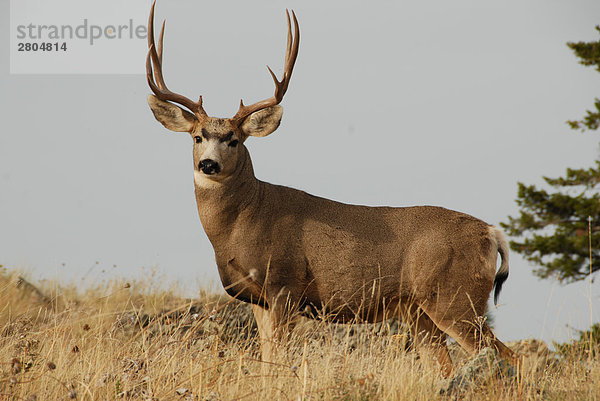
[231,10,300,126]
[146,1,207,119]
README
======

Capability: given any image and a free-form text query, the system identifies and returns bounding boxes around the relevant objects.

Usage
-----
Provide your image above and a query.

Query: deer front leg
[251,304,279,362]
[251,290,298,362]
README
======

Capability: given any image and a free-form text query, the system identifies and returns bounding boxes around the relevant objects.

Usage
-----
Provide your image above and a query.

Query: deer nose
[199,159,221,175]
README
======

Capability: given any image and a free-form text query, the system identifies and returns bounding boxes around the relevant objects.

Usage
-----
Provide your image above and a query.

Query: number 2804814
[18,42,67,52]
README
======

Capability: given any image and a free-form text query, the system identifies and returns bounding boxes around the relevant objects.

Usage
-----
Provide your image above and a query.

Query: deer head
[146,2,299,183]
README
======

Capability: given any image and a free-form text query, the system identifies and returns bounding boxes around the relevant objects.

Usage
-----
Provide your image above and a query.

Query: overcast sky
[2,0,600,345]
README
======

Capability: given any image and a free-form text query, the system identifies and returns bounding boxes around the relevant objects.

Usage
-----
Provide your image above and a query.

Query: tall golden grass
[1,268,598,400]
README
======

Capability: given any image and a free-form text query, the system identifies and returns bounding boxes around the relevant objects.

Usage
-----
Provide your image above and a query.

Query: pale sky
[2,0,600,345]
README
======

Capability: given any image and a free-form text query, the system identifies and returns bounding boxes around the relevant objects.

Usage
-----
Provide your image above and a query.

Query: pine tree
[500,26,600,282]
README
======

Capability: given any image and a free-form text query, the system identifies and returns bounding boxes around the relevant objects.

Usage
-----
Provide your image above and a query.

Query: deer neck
[193,145,261,244]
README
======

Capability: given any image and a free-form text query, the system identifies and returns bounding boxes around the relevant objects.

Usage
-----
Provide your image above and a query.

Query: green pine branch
[566,26,600,132]
[502,26,600,283]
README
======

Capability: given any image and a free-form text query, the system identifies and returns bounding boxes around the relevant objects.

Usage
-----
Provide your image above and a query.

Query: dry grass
[0,268,598,401]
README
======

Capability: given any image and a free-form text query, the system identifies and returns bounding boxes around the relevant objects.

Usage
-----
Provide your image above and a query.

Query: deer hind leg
[419,298,515,363]
[405,305,453,377]
[481,322,516,362]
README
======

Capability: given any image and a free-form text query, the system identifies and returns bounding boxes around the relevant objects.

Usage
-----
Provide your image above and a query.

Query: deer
[145,2,515,376]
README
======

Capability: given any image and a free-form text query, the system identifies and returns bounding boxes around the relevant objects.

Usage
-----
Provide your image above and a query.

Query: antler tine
[232,9,300,125]
[282,10,300,95]
[147,2,162,87]
[146,1,206,117]
[157,20,165,64]
[284,10,292,67]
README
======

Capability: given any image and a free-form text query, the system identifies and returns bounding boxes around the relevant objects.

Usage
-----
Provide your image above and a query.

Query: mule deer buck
[145,2,514,376]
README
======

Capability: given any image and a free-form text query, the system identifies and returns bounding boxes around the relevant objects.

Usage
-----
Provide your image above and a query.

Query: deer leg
[251,289,298,362]
[419,301,515,365]
[405,306,453,377]
[482,322,516,362]
[251,304,279,362]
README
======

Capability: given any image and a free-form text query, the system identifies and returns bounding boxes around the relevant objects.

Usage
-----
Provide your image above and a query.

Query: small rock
[442,347,515,395]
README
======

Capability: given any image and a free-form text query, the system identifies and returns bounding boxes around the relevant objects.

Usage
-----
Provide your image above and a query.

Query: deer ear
[148,95,197,132]
[240,105,283,138]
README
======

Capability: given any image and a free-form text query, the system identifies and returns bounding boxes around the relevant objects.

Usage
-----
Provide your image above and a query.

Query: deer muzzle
[199,159,221,175]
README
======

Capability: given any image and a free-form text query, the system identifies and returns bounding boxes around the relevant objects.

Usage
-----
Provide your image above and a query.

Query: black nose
[199,159,221,175]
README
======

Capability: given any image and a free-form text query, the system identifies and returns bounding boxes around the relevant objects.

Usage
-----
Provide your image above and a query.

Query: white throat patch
[193,170,223,189]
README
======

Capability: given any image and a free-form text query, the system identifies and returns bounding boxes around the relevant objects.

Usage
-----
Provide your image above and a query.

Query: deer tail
[491,226,510,305]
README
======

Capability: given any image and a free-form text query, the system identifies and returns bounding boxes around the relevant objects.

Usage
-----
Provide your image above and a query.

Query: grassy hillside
[0,268,598,400]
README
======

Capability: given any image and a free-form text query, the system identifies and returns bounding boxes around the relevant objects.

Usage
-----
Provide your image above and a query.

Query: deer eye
[194,136,202,144]
[228,140,239,148]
